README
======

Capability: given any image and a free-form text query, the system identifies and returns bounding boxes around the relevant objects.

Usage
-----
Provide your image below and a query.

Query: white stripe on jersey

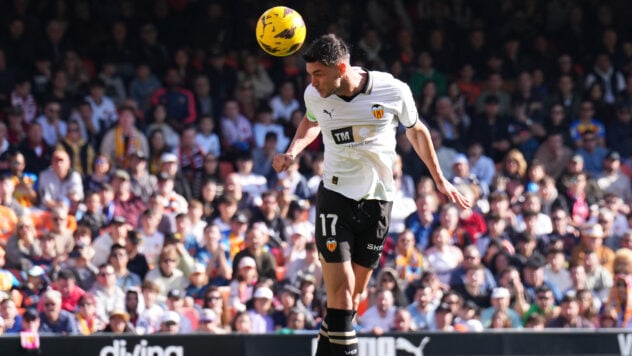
[304,70,419,201]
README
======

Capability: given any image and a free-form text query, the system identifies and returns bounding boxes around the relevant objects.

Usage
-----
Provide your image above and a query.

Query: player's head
[302,34,350,98]
[303,34,350,66]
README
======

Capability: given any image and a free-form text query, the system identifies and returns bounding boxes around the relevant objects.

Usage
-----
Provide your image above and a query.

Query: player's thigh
[314,184,353,264]
[351,200,393,269]
[351,262,374,297]
[321,259,355,309]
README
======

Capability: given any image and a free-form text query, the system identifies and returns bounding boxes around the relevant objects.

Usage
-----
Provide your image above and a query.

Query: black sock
[326,308,358,356]
[315,319,333,356]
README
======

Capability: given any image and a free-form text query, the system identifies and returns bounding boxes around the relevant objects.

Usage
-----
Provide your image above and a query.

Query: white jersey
[304,70,418,201]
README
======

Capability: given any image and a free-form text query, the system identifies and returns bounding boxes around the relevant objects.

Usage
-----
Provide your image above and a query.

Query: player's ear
[338,62,347,78]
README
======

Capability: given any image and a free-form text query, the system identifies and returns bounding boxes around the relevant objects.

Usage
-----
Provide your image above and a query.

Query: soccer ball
[255,6,306,57]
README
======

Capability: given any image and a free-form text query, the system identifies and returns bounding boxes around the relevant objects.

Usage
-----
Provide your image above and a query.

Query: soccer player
[273,34,470,356]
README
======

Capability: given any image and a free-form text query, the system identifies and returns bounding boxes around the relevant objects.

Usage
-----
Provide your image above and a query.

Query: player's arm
[405,120,471,209]
[272,115,321,173]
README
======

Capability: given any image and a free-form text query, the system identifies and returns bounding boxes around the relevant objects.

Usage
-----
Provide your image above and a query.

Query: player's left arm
[395,79,471,209]
[405,121,471,209]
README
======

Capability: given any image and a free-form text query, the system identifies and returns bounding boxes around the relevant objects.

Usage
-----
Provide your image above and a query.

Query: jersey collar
[336,68,372,102]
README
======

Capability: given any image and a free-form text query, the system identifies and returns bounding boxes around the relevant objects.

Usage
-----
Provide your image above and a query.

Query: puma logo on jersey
[331,127,354,144]
[323,109,334,119]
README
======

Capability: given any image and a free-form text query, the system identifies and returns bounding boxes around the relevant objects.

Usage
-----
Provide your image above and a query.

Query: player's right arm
[272,115,321,173]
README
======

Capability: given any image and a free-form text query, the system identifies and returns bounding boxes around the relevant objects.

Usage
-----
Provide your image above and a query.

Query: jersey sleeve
[397,81,419,128]
[303,87,319,123]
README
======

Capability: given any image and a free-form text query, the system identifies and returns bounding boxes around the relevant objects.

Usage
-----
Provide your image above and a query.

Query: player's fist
[273,153,294,173]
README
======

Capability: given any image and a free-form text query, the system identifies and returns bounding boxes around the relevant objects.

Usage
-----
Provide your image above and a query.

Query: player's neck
[338,67,366,97]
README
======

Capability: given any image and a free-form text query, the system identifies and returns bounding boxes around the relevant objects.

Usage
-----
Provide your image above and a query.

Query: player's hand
[436,177,472,209]
[272,153,294,173]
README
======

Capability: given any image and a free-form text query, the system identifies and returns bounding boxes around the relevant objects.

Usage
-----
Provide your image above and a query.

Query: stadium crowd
[0,0,632,336]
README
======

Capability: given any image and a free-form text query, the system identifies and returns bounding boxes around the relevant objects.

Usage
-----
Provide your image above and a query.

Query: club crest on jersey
[326,238,338,252]
[372,104,385,119]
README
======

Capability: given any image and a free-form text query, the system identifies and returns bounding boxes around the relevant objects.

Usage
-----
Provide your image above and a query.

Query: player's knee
[330,284,353,308]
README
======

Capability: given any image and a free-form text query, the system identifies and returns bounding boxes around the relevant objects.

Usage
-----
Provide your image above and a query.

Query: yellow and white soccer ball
[255,6,306,57]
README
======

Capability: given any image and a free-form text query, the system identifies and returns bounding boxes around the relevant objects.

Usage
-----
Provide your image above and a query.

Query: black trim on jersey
[336,68,372,102]
[404,116,418,129]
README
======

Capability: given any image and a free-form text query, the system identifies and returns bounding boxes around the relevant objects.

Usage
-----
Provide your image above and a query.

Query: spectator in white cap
[451,153,489,198]
[158,310,180,334]
[480,287,522,328]
[228,256,259,312]
[159,151,193,201]
[248,286,274,333]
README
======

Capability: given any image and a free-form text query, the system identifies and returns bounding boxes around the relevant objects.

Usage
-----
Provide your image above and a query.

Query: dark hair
[302,34,350,66]
[58,269,77,281]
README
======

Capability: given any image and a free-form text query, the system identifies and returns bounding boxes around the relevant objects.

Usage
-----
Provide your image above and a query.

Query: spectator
[164,289,194,334]
[90,264,125,322]
[146,104,180,151]
[569,101,606,147]
[99,106,149,170]
[10,75,37,124]
[405,193,439,252]
[129,63,162,113]
[450,245,496,291]
[220,99,254,154]
[231,311,252,334]
[110,244,141,290]
[85,80,118,136]
[144,245,189,303]
[392,229,424,284]
[195,116,221,158]
[111,169,146,228]
[5,216,39,270]
[575,130,608,177]
[197,308,225,334]
[56,119,95,176]
[359,289,397,334]
[544,249,573,293]
[237,55,275,101]
[571,224,615,275]
[406,283,436,330]
[248,286,275,333]
[480,287,522,328]
[157,310,180,335]
[92,216,131,267]
[583,250,613,303]
[35,100,66,147]
[19,122,54,175]
[232,225,277,282]
[584,53,626,105]
[0,298,21,334]
[21,308,40,332]
[202,286,232,331]
[159,151,193,202]
[545,293,594,328]
[533,132,574,180]
[522,285,560,326]
[269,81,300,125]
[75,293,105,335]
[452,265,492,309]
[128,150,157,204]
[103,309,134,334]
[39,289,79,335]
[135,281,163,335]
[469,95,511,162]
[606,104,632,158]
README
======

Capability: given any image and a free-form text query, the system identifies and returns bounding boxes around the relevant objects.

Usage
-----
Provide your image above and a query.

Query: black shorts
[314,183,393,269]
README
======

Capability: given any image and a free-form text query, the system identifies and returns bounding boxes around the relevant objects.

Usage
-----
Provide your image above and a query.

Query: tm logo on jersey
[331,127,354,144]
[332,126,377,145]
